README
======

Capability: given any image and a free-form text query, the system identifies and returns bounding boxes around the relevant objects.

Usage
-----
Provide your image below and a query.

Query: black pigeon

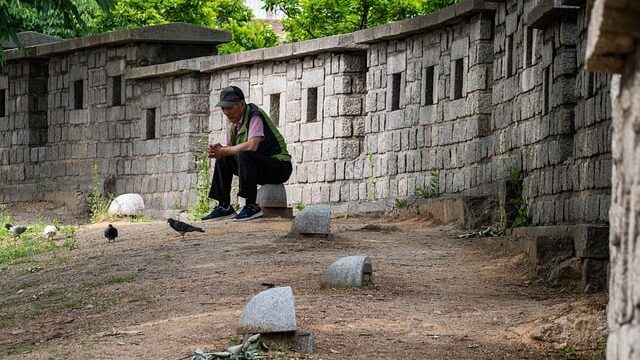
[5,223,27,237]
[167,218,204,239]
[104,224,118,243]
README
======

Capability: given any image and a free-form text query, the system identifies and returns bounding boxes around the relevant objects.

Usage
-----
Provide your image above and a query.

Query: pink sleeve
[247,115,264,139]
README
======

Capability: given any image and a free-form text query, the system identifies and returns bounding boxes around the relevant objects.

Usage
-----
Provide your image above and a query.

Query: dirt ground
[0,204,607,359]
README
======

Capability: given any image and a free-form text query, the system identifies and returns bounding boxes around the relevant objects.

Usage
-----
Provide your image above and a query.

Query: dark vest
[230,103,291,161]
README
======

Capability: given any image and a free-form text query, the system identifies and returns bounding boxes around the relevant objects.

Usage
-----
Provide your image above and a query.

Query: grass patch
[129,214,154,222]
[11,280,35,292]
[0,223,79,265]
[554,342,606,360]
[107,273,135,284]
[47,255,70,265]
[2,341,35,356]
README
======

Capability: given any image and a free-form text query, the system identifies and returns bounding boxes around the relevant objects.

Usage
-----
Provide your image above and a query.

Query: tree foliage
[2,0,459,56]
[209,0,279,54]
[88,0,216,33]
[2,0,100,39]
[1,0,111,48]
[264,0,459,42]
[1,0,278,55]
[87,0,279,54]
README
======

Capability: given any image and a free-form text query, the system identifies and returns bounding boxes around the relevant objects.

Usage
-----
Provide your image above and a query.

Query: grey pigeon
[104,224,118,242]
[5,223,27,237]
[167,218,204,239]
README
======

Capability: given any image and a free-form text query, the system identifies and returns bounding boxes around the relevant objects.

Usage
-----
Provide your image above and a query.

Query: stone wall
[485,0,612,227]
[361,14,493,201]
[204,51,367,206]
[0,24,228,213]
[0,1,613,228]
[586,0,640,356]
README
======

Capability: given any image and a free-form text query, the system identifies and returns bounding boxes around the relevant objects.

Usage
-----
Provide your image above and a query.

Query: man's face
[221,101,245,123]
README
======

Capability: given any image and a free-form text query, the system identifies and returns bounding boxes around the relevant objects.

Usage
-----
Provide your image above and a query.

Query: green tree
[88,0,216,33]
[1,0,278,56]
[264,0,458,42]
[88,0,279,54]
[210,0,280,54]
[1,0,111,49]
[3,0,100,39]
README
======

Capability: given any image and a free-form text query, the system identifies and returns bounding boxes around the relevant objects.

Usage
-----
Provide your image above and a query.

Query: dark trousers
[209,151,293,206]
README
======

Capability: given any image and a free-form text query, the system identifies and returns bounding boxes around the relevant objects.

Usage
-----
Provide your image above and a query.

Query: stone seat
[256,184,292,218]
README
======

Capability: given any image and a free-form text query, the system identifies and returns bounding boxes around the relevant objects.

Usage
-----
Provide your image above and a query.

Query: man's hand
[207,143,223,159]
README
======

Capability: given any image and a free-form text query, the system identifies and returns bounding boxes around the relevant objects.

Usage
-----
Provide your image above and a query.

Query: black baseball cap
[215,86,245,107]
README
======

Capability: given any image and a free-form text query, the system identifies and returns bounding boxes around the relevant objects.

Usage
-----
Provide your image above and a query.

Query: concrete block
[237,286,297,334]
[321,255,372,288]
[291,205,330,236]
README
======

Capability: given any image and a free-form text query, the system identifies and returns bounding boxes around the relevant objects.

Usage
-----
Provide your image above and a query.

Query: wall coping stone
[200,33,366,72]
[125,56,204,80]
[2,31,62,49]
[3,23,231,61]
[353,0,497,44]
[527,0,581,29]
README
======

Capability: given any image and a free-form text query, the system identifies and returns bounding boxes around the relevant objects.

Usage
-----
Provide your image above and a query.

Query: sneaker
[233,203,263,221]
[201,205,236,221]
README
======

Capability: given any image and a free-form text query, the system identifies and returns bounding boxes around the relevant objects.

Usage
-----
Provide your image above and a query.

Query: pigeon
[5,223,28,237]
[43,225,58,239]
[104,224,118,243]
[167,218,204,239]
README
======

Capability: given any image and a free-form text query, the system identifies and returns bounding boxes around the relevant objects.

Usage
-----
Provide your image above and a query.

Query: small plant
[191,137,216,219]
[366,152,377,200]
[129,214,153,223]
[394,198,407,209]
[294,202,305,212]
[0,204,12,226]
[509,197,531,228]
[416,167,440,198]
[33,180,44,202]
[503,164,531,229]
[60,225,77,238]
[88,164,112,223]
[62,239,78,251]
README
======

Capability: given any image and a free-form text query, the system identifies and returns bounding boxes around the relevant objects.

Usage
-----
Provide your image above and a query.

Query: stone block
[69,109,88,124]
[452,37,469,60]
[334,118,353,137]
[337,139,360,159]
[338,97,362,116]
[107,193,145,216]
[572,224,609,259]
[291,205,330,236]
[387,52,407,74]
[321,255,372,288]
[263,75,287,94]
[340,54,366,72]
[237,286,297,334]
[302,68,324,88]
[257,184,292,218]
[581,258,608,292]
